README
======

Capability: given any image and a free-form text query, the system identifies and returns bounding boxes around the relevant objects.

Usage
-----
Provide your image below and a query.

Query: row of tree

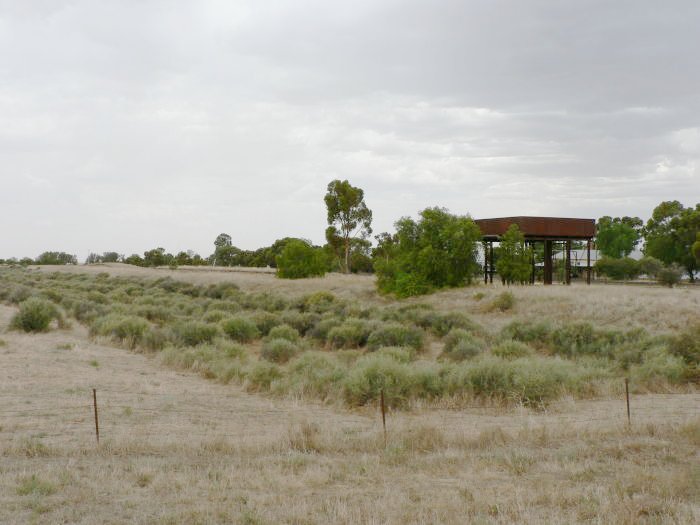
[595,201,700,280]
[1,180,697,296]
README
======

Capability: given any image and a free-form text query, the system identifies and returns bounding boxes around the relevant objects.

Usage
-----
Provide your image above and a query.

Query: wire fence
[1,384,698,448]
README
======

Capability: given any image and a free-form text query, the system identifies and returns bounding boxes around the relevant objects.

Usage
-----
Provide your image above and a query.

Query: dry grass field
[1,265,699,524]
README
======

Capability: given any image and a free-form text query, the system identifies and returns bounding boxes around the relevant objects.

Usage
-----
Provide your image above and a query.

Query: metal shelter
[474,216,596,285]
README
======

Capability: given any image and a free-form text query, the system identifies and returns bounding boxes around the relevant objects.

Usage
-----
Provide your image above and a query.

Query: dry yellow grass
[1,296,698,524]
[34,263,699,336]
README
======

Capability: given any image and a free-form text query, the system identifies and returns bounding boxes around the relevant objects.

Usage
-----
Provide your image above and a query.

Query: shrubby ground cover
[1,267,697,409]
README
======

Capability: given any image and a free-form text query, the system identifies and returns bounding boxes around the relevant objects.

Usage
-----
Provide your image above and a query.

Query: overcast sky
[1,0,699,260]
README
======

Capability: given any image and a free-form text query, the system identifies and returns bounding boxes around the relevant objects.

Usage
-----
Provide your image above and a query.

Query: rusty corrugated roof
[475,216,596,239]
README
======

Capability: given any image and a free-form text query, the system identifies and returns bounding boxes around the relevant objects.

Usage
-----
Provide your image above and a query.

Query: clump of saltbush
[246,362,283,391]
[500,320,552,348]
[326,318,373,349]
[375,346,415,363]
[366,322,424,352]
[261,338,299,363]
[279,310,319,335]
[440,328,485,361]
[202,310,229,323]
[492,340,533,360]
[489,291,515,312]
[249,311,282,335]
[342,354,417,408]
[11,298,63,333]
[668,323,700,366]
[266,324,300,343]
[220,316,260,342]
[173,321,219,347]
[421,311,482,337]
[279,351,346,399]
[309,317,342,341]
[298,291,339,314]
[90,314,150,349]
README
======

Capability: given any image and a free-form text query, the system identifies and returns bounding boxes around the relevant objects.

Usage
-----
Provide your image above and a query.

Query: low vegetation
[0,267,697,409]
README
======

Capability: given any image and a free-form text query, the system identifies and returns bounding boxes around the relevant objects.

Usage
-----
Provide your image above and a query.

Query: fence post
[93,388,100,444]
[380,389,387,447]
[624,378,630,428]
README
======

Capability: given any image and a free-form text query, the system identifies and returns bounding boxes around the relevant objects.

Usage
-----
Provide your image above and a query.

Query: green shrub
[343,354,416,407]
[657,264,683,287]
[267,324,300,343]
[246,362,282,391]
[375,346,415,363]
[142,327,170,351]
[595,257,640,280]
[668,323,700,366]
[134,305,173,324]
[639,256,663,278]
[309,317,342,341]
[367,323,424,351]
[500,320,552,347]
[91,314,150,348]
[202,282,240,299]
[630,348,687,384]
[492,340,533,360]
[11,298,62,332]
[261,338,299,363]
[416,310,482,337]
[490,291,515,312]
[173,321,219,347]
[276,240,327,279]
[279,310,319,335]
[220,317,260,342]
[299,291,338,314]
[9,285,33,304]
[282,352,346,399]
[202,310,229,323]
[205,300,241,314]
[326,318,372,349]
[249,311,282,335]
[440,328,485,361]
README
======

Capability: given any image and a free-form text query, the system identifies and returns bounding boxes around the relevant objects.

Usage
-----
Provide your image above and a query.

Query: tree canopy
[324,180,372,273]
[276,239,327,279]
[643,201,700,281]
[374,207,481,297]
[495,224,532,285]
[595,216,642,258]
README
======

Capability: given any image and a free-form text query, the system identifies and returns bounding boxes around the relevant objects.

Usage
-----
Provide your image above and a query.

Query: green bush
[220,316,260,342]
[630,348,687,384]
[500,320,552,348]
[374,207,482,297]
[343,354,417,407]
[267,324,300,343]
[441,328,485,361]
[276,240,327,279]
[492,340,533,360]
[668,323,700,366]
[490,291,515,312]
[282,352,346,399]
[173,321,219,347]
[202,310,229,323]
[638,256,663,278]
[91,314,150,348]
[279,310,319,335]
[249,311,282,335]
[309,317,342,341]
[595,257,640,280]
[11,298,62,332]
[326,318,373,349]
[261,338,299,363]
[299,291,339,314]
[657,264,683,287]
[420,311,482,337]
[246,362,282,391]
[366,323,424,351]
[375,346,415,363]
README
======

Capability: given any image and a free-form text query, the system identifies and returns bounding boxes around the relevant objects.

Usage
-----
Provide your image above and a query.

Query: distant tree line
[2,182,697,294]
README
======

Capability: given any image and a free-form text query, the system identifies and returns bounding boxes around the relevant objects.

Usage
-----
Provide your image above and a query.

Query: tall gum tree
[324,180,372,273]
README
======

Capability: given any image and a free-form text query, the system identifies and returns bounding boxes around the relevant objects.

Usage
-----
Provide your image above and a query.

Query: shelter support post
[586,240,591,285]
[489,242,494,284]
[544,240,553,285]
[530,241,535,284]
[483,242,488,284]
[565,240,571,285]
